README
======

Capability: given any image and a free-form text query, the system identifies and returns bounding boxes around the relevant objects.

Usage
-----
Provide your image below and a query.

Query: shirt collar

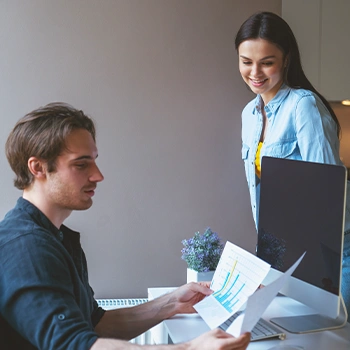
[16,197,64,242]
[252,84,291,116]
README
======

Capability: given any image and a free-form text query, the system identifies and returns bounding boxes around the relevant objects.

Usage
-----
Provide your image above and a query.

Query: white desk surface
[148,287,350,350]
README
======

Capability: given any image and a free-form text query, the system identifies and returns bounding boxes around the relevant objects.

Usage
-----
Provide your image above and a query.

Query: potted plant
[181,227,224,283]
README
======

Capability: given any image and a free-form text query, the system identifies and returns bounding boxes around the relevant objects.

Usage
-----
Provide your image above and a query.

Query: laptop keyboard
[219,311,286,341]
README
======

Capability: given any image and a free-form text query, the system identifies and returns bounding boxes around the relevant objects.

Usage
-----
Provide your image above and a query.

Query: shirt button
[58,231,64,241]
[58,314,65,320]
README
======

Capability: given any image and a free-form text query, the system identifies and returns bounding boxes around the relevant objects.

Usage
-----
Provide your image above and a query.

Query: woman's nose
[251,63,261,76]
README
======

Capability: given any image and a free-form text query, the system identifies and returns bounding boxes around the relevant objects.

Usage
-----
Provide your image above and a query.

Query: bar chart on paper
[212,260,243,313]
[194,241,271,329]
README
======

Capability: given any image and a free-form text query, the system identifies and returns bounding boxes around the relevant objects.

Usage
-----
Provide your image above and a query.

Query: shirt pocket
[264,140,298,159]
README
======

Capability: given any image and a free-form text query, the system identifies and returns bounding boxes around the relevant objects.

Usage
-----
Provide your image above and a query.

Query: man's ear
[27,157,47,180]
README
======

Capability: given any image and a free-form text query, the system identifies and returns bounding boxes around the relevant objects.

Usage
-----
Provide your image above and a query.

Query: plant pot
[187,268,215,283]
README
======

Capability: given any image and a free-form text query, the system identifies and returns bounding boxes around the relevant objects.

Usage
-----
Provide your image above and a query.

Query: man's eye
[75,163,87,169]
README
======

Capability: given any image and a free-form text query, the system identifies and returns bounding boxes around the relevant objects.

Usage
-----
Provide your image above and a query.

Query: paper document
[226,252,306,337]
[194,241,271,329]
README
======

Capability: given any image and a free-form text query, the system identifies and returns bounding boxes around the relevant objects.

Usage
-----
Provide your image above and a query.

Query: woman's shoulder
[283,87,321,111]
[287,87,315,99]
[287,87,329,111]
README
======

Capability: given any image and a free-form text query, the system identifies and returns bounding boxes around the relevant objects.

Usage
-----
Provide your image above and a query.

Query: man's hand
[187,329,250,350]
[167,282,213,315]
[92,329,251,350]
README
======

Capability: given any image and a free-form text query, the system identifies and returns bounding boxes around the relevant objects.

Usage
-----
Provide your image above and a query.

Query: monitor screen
[257,157,347,326]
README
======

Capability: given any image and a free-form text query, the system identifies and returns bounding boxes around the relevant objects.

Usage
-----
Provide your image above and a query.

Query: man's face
[45,128,104,212]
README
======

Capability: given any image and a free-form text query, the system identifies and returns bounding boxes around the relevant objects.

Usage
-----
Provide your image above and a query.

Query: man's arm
[94,282,212,340]
[93,283,250,349]
[91,329,250,350]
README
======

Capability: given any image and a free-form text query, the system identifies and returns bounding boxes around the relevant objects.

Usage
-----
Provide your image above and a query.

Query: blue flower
[181,227,224,272]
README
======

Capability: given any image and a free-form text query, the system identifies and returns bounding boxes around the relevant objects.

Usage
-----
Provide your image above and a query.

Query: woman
[235,11,350,320]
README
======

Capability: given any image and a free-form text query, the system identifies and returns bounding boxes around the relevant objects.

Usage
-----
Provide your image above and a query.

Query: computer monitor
[257,156,348,333]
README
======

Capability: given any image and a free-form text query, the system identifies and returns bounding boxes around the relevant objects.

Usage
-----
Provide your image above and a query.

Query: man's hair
[6,102,96,190]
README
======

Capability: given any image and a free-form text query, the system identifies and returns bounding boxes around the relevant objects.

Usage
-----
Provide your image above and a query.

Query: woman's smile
[238,38,286,104]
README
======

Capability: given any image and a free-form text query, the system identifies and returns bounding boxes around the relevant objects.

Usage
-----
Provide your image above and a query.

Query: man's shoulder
[0,205,56,248]
[0,214,71,276]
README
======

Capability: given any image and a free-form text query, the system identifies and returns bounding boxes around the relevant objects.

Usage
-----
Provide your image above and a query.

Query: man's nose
[90,164,104,182]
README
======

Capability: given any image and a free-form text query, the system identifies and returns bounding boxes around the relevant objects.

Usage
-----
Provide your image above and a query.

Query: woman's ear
[27,157,47,180]
[284,54,289,68]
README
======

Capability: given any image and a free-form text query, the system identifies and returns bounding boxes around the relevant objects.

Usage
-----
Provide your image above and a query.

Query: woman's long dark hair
[235,11,340,138]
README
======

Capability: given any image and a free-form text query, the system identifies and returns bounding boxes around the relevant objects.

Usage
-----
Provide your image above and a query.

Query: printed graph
[195,241,271,329]
[212,260,244,312]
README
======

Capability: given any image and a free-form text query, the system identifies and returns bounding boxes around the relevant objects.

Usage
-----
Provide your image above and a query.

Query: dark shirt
[0,197,105,349]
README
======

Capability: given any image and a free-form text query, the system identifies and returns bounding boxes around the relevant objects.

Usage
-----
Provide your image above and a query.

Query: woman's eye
[262,61,273,66]
[242,61,251,65]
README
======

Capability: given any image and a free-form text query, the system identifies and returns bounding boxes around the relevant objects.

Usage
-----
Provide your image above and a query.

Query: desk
[148,287,350,349]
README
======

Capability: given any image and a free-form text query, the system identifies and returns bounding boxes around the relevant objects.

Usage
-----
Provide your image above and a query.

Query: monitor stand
[270,295,348,333]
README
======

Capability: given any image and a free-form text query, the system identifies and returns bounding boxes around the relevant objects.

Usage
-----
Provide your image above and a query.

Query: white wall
[0,0,281,298]
[282,0,350,101]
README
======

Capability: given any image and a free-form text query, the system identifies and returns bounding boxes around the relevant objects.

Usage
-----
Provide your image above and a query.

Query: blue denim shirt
[0,197,105,350]
[241,84,348,226]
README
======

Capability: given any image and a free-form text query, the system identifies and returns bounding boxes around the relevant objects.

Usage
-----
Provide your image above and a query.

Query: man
[0,103,250,349]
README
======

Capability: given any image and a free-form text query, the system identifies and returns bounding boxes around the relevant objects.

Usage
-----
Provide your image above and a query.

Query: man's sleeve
[0,233,99,350]
[91,292,106,327]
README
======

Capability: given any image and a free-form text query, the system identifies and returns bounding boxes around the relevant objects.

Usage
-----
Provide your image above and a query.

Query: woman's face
[238,38,287,104]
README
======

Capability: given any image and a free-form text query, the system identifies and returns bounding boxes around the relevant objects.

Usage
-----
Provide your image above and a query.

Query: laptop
[219,310,286,341]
